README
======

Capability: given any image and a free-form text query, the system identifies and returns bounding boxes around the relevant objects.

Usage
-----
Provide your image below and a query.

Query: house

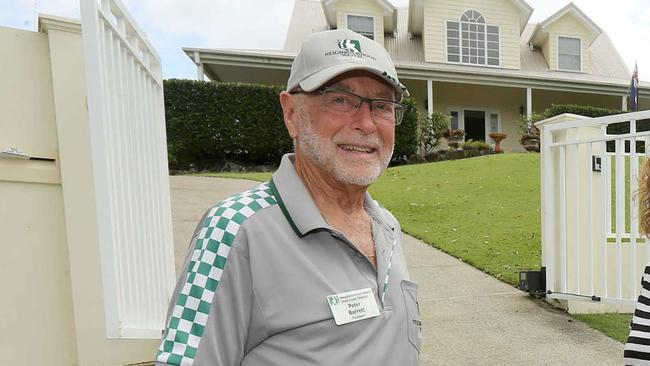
[184,0,648,151]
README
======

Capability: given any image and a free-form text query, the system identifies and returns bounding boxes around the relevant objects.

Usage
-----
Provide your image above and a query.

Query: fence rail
[80,0,175,338]
[541,110,650,308]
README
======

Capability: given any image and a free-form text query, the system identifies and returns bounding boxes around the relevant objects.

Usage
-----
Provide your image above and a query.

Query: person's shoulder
[197,182,279,242]
[371,199,400,228]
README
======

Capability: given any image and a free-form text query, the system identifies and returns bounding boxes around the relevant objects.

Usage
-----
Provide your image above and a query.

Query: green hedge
[541,104,650,152]
[539,104,650,134]
[163,79,421,169]
[541,104,623,120]
[392,97,420,165]
[164,79,291,169]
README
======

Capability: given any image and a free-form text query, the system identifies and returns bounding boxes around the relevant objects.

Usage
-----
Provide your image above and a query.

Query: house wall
[544,12,594,73]
[541,36,550,67]
[335,0,385,45]
[0,26,78,366]
[422,0,521,69]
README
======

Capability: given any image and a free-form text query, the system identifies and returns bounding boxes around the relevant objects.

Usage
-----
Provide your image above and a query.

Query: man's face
[292,72,396,186]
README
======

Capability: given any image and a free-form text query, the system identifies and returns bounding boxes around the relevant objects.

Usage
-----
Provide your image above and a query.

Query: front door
[464,110,485,141]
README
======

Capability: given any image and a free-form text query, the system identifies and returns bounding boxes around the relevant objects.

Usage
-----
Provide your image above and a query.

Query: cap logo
[337,39,362,54]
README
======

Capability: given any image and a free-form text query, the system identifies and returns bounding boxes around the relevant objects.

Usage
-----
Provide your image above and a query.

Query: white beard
[297,117,393,186]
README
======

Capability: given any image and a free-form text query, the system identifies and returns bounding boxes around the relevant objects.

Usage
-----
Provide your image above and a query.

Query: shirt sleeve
[624,266,650,364]
[155,209,255,366]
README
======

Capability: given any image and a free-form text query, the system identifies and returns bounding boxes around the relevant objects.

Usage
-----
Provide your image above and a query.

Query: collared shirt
[156,154,421,366]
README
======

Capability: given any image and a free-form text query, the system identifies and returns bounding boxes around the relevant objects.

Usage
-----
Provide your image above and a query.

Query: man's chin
[331,165,384,187]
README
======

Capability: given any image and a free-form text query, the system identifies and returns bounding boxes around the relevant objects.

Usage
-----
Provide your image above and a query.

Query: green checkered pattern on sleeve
[156,182,276,366]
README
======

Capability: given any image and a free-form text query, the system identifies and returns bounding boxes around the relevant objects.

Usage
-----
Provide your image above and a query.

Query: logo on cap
[337,39,362,54]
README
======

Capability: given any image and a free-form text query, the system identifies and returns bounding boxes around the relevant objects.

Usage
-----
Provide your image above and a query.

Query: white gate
[80,0,175,338]
[540,110,650,308]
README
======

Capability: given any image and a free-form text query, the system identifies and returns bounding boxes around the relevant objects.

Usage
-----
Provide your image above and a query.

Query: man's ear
[279,91,299,140]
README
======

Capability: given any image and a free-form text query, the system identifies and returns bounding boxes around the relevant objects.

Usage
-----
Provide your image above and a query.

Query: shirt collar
[269,153,394,237]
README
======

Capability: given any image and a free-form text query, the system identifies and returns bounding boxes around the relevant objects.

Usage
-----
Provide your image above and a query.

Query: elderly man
[156,29,421,366]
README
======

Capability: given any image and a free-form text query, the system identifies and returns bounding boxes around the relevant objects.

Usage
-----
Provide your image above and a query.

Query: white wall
[0,25,79,366]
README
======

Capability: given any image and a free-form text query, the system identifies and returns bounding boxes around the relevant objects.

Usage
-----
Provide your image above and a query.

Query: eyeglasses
[291,87,408,126]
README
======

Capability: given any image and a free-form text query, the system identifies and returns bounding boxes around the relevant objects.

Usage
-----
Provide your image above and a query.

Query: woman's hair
[640,158,650,235]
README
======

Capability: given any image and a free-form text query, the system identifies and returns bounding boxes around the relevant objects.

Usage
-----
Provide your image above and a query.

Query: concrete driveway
[170,175,624,365]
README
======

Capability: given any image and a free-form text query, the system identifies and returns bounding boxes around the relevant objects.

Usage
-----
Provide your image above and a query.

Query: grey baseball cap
[287,29,409,97]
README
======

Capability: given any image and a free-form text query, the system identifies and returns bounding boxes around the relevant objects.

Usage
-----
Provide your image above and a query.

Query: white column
[194,51,204,81]
[526,87,532,118]
[427,79,433,117]
[622,95,628,111]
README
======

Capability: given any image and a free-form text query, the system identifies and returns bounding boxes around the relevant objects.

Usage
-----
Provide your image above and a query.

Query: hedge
[392,97,420,164]
[541,104,650,152]
[164,79,291,169]
[163,79,421,169]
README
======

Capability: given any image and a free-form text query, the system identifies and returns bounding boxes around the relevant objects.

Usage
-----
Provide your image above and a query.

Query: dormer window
[446,10,500,67]
[347,15,374,40]
[557,36,581,71]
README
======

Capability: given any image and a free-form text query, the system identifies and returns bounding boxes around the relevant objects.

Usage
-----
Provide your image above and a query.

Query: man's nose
[352,101,377,132]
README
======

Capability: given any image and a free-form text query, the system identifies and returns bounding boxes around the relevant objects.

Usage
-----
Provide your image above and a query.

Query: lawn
[197,153,632,342]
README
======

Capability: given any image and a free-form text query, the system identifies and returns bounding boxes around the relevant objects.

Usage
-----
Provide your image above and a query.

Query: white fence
[80,0,175,338]
[540,110,650,310]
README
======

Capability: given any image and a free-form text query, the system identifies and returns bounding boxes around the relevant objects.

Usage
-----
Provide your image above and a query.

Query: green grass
[371,154,541,285]
[199,153,633,342]
[574,313,632,343]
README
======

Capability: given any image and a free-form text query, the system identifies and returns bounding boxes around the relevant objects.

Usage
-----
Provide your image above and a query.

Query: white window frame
[447,107,501,145]
[444,10,501,68]
[346,13,375,40]
[556,35,582,72]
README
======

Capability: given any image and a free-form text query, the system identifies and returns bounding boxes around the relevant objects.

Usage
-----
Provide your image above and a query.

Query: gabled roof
[321,0,397,33]
[187,0,637,92]
[528,2,602,46]
[408,0,533,35]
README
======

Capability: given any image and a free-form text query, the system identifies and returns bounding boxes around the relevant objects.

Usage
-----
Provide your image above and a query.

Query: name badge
[326,288,380,325]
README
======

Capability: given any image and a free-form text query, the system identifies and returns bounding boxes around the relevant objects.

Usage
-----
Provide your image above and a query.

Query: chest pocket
[401,280,422,352]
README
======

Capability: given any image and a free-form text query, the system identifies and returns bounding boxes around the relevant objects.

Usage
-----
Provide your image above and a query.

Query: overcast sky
[2,0,648,81]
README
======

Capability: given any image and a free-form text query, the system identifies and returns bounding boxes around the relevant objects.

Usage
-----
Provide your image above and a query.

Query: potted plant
[443,129,465,143]
[518,113,542,152]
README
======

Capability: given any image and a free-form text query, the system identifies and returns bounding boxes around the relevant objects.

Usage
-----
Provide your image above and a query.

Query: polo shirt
[156,154,421,366]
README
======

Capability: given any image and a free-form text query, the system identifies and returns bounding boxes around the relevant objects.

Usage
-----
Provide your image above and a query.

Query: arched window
[446,10,500,66]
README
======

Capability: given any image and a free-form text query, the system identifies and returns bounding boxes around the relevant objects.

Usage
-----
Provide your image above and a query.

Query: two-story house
[184,0,648,151]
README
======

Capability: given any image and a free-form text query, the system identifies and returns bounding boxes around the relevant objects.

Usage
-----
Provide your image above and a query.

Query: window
[489,113,499,133]
[558,36,581,71]
[447,10,499,66]
[347,15,374,40]
[450,111,459,130]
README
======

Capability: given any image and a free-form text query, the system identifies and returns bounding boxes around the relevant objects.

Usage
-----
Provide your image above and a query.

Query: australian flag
[630,62,639,111]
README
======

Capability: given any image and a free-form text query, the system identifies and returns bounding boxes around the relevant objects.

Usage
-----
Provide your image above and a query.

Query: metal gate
[80,0,175,338]
[540,110,650,308]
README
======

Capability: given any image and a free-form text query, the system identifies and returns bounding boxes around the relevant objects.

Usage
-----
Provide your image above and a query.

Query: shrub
[538,104,649,153]
[164,79,292,169]
[392,97,420,165]
[518,112,544,135]
[420,111,451,154]
[540,104,632,135]
[542,104,623,120]
[461,139,493,152]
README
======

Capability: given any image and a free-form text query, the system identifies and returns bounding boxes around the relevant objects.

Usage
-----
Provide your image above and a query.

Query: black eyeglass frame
[290,87,409,126]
